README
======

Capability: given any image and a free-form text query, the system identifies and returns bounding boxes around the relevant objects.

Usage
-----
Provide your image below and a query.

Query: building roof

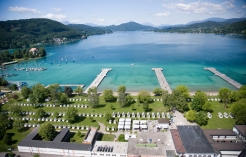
[203,129,236,136]
[158,118,170,124]
[234,125,246,137]
[24,127,39,140]
[170,129,185,154]
[127,132,175,156]
[177,125,215,154]
[53,128,69,142]
[84,128,97,144]
[91,141,128,154]
[29,48,38,52]
[18,139,92,151]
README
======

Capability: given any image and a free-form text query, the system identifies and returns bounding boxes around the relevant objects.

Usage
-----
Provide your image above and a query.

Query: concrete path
[170,110,196,129]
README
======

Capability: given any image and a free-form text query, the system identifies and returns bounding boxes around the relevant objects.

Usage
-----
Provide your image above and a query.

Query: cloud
[43,13,66,20]
[96,18,104,22]
[242,5,246,8]
[52,7,62,12]
[8,6,41,14]
[162,1,235,15]
[154,12,170,17]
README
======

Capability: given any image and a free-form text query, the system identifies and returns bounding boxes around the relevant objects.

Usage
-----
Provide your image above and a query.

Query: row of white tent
[112,111,170,118]
[23,123,94,130]
[14,103,89,108]
[118,118,132,130]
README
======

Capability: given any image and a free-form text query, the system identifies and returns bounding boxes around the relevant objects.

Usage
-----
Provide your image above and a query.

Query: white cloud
[52,7,62,12]
[8,6,41,14]
[242,5,246,8]
[96,18,104,22]
[162,1,235,15]
[43,13,66,20]
[154,12,170,17]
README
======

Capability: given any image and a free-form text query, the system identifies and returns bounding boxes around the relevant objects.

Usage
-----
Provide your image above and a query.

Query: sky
[0,0,245,26]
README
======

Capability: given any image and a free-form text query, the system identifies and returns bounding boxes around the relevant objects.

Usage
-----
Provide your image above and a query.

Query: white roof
[140,125,148,128]
[140,120,147,123]
[125,118,131,122]
[119,118,125,122]
[118,125,124,129]
[133,120,140,124]
[124,125,131,129]
[119,121,125,125]
[125,121,131,125]
[133,125,139,129]
[92,141,128,154]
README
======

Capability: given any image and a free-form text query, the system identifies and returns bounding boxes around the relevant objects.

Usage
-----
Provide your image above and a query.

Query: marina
[204,68,242,89]
[85,68,112,93]
[14,67,47,71]
[152,68,172,94]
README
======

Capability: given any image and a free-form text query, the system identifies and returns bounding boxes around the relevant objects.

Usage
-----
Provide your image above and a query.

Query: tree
[0,125,6,139]
[105,112,111,121]
[13,119,25,132]
[12,94,18,100]
[202,102,212,112]
[103,89,115,102]
[8,105,21,117]
[77,131,81,137]
[54,112,59,118]
[176,85,190,98]
[47,84,61,103]
[39,47,46,57]
[162,90,172,111]
[230,99,246,125]
[3,133,11,145]
[219,88,231,108]
[64,86,73,97]
[117,86,126,93]
[88,87,99,108]
[74,86,83,95]
[138,90,151,103]
[65,107,78,123]
[191,91,207,112]
[185,110,196,122]
[0,113,9,139]
[195,111,208,126]
[21,86,31,99]
[8,84,18,91]
[0,77,8,86]
[39,123,57,141]
[239,85,246,91]
[59,93,68,104]
[35,108,46,118]
[143,101,149,112]
[32,83,47,103]
[153,88,162,96]
[230,91,239,102]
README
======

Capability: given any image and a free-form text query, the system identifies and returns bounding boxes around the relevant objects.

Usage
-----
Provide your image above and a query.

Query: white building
[157,118,170,129]
[91,141,128,157]
[18,127,92,157]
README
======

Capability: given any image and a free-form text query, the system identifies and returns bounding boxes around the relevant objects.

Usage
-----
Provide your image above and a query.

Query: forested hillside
[67,24,112,35]
[104,22,155,31]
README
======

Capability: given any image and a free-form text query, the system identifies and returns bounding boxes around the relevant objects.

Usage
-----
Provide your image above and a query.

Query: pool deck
[85,68,112,93]
[204,67,242,89]
[152,68,172,94]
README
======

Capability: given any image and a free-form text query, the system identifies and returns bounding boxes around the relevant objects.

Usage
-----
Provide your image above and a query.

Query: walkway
[85,68,112,93]
[152,68,172,94]
[204,68,242,89]
[46,84,84,88]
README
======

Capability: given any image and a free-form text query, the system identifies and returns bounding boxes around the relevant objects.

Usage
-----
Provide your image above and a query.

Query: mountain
[83,23,102,27]
[186,17,226,25]
[141,22,156,27]
[67,24,112,35]
[0,18,111,50]
[104,22,156,31]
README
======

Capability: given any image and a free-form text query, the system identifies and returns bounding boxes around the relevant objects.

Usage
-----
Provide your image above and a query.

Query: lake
[2,31,246,92]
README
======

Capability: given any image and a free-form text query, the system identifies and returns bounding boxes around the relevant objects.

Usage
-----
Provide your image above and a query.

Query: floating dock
[204,68,242,89]
[46,84,84,88]
[85,68,112,93]
[152,68,172,94]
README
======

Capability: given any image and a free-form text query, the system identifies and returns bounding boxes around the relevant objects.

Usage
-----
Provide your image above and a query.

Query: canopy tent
[125,118,131,122]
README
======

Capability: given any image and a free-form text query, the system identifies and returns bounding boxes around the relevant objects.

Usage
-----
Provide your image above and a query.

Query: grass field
[0,93,236,152]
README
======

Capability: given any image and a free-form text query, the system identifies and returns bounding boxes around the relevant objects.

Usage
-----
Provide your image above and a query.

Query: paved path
[152,68,172,94]
[170,110,196,129]
[85,68,112,93]
[204,67,242,89]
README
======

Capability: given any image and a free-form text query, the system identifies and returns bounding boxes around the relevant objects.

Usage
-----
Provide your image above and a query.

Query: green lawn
[201,101,235,129]
[97,133,115,141]
[0,128,32,152]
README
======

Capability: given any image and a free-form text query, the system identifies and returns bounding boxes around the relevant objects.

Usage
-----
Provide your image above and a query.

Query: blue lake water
[2,31,246,92]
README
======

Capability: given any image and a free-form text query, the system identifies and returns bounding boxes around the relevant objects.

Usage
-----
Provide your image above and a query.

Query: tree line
[0,47,46,65]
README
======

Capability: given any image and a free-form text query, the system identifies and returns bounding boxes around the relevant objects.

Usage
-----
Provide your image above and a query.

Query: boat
[58,64,60,66]
[131,63,135,66]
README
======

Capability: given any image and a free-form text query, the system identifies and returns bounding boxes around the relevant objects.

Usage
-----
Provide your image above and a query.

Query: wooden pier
[152,68,172,94]
[85,68,112,93]
[204,68,242,89]
[46,84,84,88]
